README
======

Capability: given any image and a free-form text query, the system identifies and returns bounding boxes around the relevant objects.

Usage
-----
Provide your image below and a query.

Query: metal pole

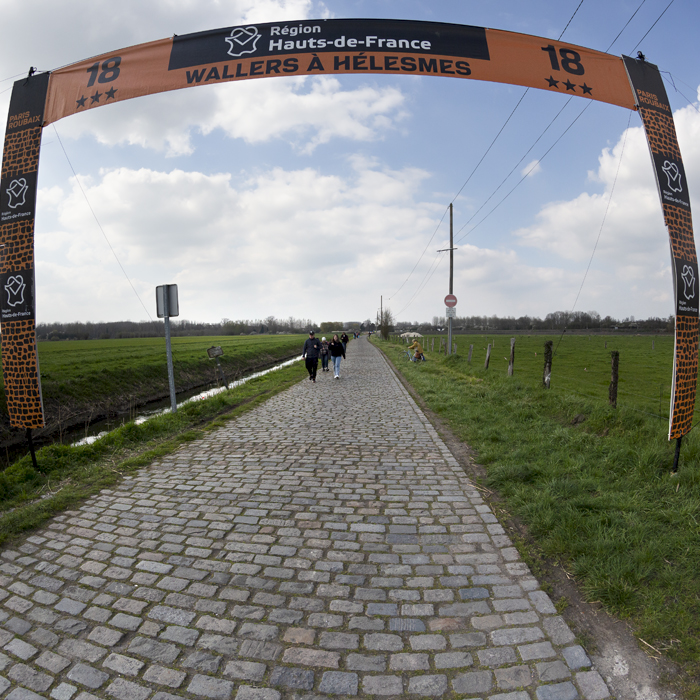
[26,428,39,471]
[672,436,682,474]
[448,203,453,355]
[163,291,177,413]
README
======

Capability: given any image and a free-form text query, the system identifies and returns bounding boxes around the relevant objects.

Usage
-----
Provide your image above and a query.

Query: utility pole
[448,203,453,355]
[438,204,458,355]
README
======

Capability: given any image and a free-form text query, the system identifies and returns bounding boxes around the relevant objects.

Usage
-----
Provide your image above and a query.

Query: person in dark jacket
[302,330,322,382]
[340,332,349,354]
[320,337,330,372]
[328,334,345,379]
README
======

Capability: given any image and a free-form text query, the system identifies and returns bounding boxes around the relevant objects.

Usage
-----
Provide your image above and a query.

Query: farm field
[377,333,700,698]
[0,334,307,445]
[406,332,687,425]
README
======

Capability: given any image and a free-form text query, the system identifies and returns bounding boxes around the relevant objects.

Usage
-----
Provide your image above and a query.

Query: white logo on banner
[681,265,696,301]
[662,160,683,194]
[225,26,260,57]
[6,178,28,209]
[4,275,26,307]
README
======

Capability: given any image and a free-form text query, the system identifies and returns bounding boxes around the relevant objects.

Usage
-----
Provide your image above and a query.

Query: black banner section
[169,18,490,70]
[0,268,35,322]
[0,72,49,429]
[624,56,698,438]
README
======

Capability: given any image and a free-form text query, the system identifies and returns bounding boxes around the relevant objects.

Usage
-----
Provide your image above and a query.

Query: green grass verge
[0,359,307,547]
[378,337,700,700]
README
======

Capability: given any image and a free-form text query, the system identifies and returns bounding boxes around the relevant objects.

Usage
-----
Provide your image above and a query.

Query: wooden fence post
[609,351,619,408]
[543,340,553,388]
[508,337,515,376]
[453,343,457,355]
[485,344,492,369]
[431,338,434,352]
[468,344,474,363]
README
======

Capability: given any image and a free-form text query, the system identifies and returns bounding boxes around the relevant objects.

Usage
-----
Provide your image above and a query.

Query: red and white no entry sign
[444,294,457,307]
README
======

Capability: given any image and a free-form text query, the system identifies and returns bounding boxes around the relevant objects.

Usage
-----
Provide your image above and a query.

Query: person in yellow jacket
[408,339,424,360]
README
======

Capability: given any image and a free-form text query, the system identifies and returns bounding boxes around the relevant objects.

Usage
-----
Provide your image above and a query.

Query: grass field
[0,334,308,444]
[408,332,684,425]
[380,333,700,699]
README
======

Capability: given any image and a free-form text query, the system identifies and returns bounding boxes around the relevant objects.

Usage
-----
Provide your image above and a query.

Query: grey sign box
[207,346,224,358]
[156,284,179,318]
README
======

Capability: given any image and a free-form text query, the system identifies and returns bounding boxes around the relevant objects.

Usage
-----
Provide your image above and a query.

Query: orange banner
[44,20,635,126]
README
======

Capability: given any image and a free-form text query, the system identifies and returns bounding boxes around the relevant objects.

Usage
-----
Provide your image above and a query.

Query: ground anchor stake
[672,435,682,474]
[26,428,39,471]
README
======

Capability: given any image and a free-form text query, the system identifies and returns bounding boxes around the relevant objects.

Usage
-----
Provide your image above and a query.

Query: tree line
[35,316,375,341]
[396,310,675,333]
[35,310,673,341]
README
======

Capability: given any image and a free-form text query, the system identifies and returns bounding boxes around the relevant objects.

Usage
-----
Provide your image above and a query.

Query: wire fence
[387,332,697,426]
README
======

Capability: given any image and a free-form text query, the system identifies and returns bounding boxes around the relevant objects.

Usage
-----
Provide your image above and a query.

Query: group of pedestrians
[302,330,348,382]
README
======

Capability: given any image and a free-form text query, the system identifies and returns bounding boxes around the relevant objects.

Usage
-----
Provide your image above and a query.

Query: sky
[1,0,699,327]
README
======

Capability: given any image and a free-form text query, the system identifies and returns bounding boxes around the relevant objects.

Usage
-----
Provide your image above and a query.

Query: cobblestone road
[0,337,612,700]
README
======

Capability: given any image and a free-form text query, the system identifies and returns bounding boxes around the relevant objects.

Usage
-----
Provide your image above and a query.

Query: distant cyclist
[408,339,424,361]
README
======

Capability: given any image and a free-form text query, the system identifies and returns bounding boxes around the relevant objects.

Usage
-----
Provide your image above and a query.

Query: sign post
[156,284,179,413]
[445,293,457,356]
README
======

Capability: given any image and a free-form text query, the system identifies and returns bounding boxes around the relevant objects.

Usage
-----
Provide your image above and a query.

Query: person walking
[320,336,330,372]
[341,332,349,354]
[302,330,322,383]
[328,334,345,379]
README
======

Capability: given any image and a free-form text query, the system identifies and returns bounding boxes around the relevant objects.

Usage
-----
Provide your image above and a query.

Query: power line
[454,102,594,246]
[605,0,648,52]
[558,0,586,40]
[554,110,633,354]
[631,0,676,53]
[52,125,156,323]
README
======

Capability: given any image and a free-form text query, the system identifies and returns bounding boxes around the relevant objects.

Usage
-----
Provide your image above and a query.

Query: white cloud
[510,95,700,317]
[54,76,408,156]
[35,158,439,322]
[521,159,541,177]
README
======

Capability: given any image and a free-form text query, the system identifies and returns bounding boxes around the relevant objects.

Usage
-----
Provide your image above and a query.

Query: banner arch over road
[1,18,696,438]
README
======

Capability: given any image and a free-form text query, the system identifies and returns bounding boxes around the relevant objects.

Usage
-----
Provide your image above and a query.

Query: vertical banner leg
[624,56,698,440]
[0,74,50,432]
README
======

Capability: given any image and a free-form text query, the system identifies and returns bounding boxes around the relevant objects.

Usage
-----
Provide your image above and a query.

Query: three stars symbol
[546,76,592,95]
[76,86,118,109]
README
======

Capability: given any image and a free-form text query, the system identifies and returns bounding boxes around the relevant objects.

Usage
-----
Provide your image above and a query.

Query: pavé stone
[160,625,200,645]
[452,670,493,694]
[127,637,180,663]
[390,652,430,670]
[67,662,110,689]
[270,666,315,690]
[407,674,448,696]
[50,682,78,700]
[235,687,281,700]
[435,651,473,668]
[496,665,533,689]
[35,649,72,673]
[104,678,151,700]
[536,681,580,700]
[224,659,267,681]
[563,645,592,670]
[282,647,340,667]
[143,665,187,688]
[364,633,404,651]
[537,660,572,682]
[346,653,386,672]
[5,688,45,700]
[362,675,403,695]
[8,663,53,692]
[575,671,610,700]
[187,674,234,699]
[320,671,359,695]
[103,652,145,676]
